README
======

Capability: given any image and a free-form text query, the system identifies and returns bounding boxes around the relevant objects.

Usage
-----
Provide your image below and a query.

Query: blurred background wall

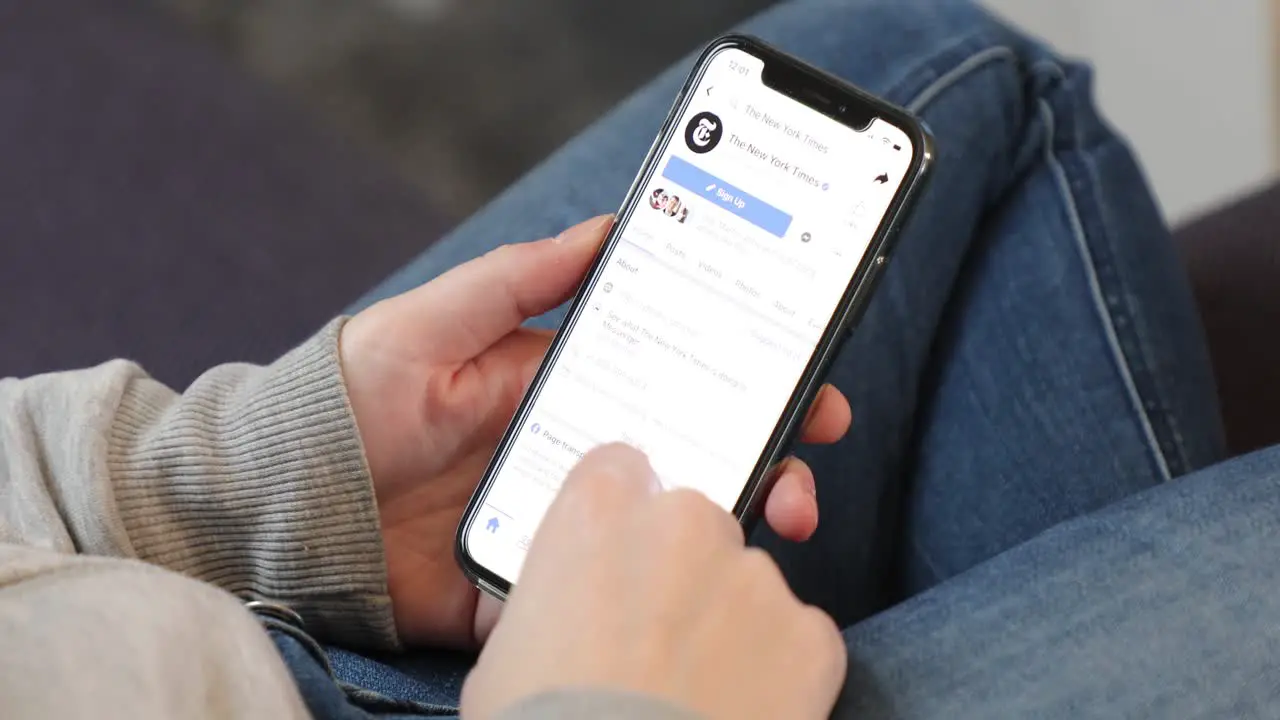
[161,0,775,221]
[984,0,1280,224]
[163,0,1280,227]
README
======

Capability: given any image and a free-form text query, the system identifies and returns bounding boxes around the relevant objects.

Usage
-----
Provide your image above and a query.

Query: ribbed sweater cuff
[107,318,397,650]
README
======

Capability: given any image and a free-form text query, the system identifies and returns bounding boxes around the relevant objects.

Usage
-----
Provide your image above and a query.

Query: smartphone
[456,34,933,598]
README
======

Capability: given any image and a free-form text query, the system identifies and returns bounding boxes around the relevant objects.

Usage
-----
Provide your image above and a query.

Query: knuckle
[659,490,742,543]
[660,489,709,522]
[739,547,783,582]
[727,547,786,597]
[796,605,845,659]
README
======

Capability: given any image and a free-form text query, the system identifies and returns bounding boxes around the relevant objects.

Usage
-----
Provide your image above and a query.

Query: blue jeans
[282,0,1280,716]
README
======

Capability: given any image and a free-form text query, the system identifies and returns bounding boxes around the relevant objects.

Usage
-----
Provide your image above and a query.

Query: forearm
[0,318,396,648]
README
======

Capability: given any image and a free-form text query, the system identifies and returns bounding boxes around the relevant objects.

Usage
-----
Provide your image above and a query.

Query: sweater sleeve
[0,318,397,649]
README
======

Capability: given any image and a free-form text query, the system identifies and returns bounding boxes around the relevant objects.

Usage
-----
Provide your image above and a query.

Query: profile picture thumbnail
[648,187,690,224]
[684,111,723,154]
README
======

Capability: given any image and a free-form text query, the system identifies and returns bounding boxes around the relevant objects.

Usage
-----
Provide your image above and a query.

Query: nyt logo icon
[684,111,723,154]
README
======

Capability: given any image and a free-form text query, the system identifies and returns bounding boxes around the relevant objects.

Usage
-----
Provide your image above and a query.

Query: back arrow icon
[873,173,889,184]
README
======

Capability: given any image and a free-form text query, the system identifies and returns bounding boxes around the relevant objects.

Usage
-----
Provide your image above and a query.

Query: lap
[839,445,1280,718]
[316,444,1280,717]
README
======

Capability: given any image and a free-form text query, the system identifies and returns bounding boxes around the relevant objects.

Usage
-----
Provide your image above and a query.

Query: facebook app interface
[468,47,915,583]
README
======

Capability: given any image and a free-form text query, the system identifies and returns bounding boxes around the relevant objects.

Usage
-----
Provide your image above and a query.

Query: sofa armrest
[1175,181,1280,456]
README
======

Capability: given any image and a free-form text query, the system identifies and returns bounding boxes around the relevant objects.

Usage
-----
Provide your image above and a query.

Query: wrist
[111,317,398,649]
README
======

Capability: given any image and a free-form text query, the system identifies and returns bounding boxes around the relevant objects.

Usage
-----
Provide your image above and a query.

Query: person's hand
[462,444,847,719]
[339,216,853,648]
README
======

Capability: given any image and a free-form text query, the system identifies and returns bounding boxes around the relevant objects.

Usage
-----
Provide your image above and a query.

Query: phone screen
[465,45,916,584]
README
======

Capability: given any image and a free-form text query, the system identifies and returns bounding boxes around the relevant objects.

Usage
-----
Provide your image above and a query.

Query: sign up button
[662,156,793,238]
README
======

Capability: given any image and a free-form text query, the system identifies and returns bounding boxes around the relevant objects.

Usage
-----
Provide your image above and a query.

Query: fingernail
[553,215,613,245]
[805,475,818,498]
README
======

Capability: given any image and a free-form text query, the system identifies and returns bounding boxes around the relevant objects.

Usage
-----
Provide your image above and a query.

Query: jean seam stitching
[1062,87,1196,476]
[1034,87,1174,483]
[906,46,1018,114]
[848,19,1015,109]
[1078,158,1194,476]
[261,618,339,678]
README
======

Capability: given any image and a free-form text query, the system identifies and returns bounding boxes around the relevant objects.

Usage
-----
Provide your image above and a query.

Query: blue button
[661,156,793,238]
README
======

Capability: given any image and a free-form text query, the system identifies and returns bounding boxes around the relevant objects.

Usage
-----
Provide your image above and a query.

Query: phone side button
[847,255,889,337]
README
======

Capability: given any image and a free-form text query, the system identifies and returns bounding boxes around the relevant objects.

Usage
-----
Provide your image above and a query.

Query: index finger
[521,443,659,573]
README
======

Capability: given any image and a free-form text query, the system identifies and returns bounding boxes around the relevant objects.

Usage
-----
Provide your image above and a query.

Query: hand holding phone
[462,443,846,720]
[457,35,932,598]
[339,215,846,648]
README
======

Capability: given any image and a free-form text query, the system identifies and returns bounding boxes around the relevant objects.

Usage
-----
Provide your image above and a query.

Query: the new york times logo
[684,111,723,154]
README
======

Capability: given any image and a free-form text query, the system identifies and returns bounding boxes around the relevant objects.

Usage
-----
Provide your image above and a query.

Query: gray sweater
[0,319,697,719]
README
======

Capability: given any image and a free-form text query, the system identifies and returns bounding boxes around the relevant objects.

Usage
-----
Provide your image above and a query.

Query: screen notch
[760,56,875,132]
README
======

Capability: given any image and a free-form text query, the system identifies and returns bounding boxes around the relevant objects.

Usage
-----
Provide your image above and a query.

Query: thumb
[382,215,612,364]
